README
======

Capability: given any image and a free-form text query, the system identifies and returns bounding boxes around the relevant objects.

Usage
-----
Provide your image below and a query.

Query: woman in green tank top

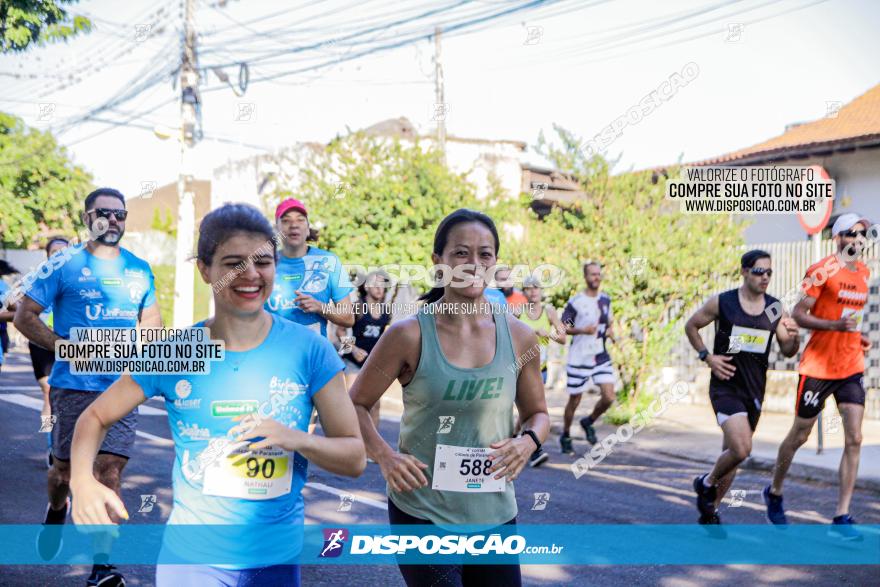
[519,276,567,377]
[350,209,549,587]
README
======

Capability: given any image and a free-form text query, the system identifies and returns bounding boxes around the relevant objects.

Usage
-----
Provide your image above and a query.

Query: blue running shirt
[265,247,353,337]
[25,247,157,391]
[132,313,344,567]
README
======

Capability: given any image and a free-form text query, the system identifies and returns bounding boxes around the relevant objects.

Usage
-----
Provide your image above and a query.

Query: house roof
[695,83,880,165]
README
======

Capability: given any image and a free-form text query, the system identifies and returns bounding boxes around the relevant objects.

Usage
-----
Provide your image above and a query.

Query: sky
[2,0,879,197]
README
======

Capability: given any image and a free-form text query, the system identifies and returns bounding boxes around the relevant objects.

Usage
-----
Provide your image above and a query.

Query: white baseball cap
[831,213,871,236]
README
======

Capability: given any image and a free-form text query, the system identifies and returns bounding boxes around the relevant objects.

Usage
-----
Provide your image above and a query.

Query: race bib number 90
[431,444,505,493]
[203,445,292,500]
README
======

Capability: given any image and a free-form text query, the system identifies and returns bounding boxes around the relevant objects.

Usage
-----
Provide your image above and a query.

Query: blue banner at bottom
[3,524,878,566]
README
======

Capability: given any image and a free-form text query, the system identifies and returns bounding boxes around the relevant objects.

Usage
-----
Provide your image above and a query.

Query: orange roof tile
[696,83,880,165]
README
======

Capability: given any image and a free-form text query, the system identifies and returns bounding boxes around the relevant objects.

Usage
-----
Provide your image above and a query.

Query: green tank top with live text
[389,306,519,528]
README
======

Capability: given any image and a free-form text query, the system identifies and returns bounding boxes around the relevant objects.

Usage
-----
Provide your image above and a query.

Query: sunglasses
[88,208,128,221]
[842,230,867,238]
[749,267,772,277]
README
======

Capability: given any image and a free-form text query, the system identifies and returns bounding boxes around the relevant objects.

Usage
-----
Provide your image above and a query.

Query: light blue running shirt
[132,313,344,567]
[25,247,157,391]
[265,247,353,337]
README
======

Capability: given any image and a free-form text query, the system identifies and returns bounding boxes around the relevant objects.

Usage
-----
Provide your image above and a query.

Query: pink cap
[275,198,308,220]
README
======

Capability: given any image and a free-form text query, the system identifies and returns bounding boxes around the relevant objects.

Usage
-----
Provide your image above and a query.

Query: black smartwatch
[698,349,709,362]
[519,429,541,451]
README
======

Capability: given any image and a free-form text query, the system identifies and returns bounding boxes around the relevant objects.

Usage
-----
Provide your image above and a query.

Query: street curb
[548,422,880,493]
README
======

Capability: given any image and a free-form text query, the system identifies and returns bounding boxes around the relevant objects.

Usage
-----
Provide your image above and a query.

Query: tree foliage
[270,132,483,274]
[506,124,743,407]
[267,125,744,413]
[0,112,93,247]
[0,0,91,53]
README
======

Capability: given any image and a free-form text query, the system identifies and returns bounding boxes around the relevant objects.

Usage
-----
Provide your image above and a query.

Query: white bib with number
[431,444,505,493]
[203,445,292,500]
[841,307,864,330]
[729,325,771,353]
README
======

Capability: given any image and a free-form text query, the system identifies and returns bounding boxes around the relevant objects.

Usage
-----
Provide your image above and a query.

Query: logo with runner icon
[39,415,57,433]
[337,494,354,512]
[138,494,157,513]
[437,416,455,434]
[727,489,746,508]
[319,528,348,558]
[532,492,550,511]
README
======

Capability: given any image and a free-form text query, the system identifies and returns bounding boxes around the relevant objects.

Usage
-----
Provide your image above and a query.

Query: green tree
[269,132,482,280]
[499,125,743,415]
[1,0,91,53]
[0,112,93,247]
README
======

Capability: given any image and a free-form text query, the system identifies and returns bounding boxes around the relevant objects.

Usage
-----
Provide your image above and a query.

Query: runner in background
[69,203,365,587]
[15,188,161,587]
[685,250,799,524]
[0,261,18,373]
[336,270,391,432]
[560,262,618,454]
[518,276,566,467]
[765,214,871,540]
[0,260,19,364]
[350,209,549,587]
[29,238,71,468]
[493,266,527,317]
[266,198,354,336]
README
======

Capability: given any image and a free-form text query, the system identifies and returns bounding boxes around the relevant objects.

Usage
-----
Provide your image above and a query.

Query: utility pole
[173,0,200,327]
[433,26,446,159]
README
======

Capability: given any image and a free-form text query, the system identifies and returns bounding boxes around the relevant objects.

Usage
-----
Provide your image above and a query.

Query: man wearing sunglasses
[764,213,871,539]
[685,250,800,524]
[15,187,162,586]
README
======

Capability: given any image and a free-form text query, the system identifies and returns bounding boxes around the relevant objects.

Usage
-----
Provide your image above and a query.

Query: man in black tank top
[684,250,800,524]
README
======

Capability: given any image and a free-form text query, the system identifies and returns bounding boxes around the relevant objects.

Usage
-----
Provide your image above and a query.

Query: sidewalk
[544,386,880,492]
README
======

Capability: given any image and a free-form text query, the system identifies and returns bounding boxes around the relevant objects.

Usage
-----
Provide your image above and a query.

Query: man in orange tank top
[764,214,872,541]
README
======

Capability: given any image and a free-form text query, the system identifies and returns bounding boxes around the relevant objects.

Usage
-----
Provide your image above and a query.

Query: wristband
[519,429,541,451]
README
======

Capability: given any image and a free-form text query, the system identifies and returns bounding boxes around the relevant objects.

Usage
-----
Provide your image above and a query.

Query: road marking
[0,392,383,500]
[0,387,853,525]
[575,467,829,523]
[305,481,387,511]
[136,429,174,446]
[0,392,173,446]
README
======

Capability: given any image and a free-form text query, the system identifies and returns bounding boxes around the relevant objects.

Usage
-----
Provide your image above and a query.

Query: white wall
[742,148,880,243]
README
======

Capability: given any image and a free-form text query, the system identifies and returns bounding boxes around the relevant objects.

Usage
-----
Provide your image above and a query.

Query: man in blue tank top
[684,250,800,524]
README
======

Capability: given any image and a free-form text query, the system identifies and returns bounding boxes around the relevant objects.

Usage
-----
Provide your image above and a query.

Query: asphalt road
[1,350,878,586]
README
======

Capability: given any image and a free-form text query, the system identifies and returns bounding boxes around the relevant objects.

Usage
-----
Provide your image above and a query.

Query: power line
[208,0,556,87]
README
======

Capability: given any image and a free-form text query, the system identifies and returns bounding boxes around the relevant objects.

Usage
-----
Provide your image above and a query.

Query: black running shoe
[693,474,717,519]
[87,564,126,586]
[580,417,597,445]
[528,447,549,468]
[46,450,53,470]
[829,514,863,541]
[762,485,788,525]
[699,511,722,525]
[37,498,69,561]
[560,434,574,455]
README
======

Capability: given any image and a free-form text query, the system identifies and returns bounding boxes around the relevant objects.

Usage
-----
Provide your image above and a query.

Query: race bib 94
[431,444,505,493]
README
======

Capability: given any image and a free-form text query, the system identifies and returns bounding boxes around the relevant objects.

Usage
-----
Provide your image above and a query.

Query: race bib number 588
[431,444,505,493]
